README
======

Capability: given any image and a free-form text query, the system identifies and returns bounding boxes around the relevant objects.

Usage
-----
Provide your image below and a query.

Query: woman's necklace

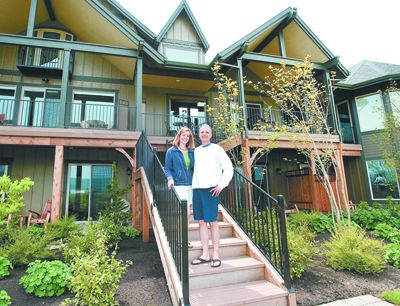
[178,145,188,152]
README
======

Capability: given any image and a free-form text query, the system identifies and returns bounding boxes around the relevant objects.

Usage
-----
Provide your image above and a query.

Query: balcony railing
[17,46,73,77]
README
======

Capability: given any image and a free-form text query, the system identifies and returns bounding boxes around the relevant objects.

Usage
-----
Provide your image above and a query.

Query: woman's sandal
[188,241,193,249]
[211,259,221,268]
[191,257,211,265]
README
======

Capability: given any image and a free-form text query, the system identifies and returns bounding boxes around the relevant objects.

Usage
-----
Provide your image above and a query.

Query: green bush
[351,202,400,230]
[288,211,332,233]
[63,224,131,305]
[0,256,12,279]
[1,228,55,265]
[381,289,400,305]
[0,290,11,306]
[323,226,386,274]
[384,244,400,268]
[287,226,317,279]
[373,223,400,243]
[19,260,71,297]
[45,216,82,242]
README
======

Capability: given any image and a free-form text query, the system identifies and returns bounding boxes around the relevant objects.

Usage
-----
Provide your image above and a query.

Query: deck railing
[220,169,292,290]
[136,132,190,305]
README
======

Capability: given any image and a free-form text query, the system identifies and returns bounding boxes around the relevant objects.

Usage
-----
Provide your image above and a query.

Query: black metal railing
[17,46,73,71]
[220,169,292,290]
[136,132,190,305]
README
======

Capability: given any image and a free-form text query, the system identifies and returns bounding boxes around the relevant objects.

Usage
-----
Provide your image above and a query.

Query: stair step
[190,280,288,306]
[188,237,247,261]
[189,256,264,290]
[188,222,233,241]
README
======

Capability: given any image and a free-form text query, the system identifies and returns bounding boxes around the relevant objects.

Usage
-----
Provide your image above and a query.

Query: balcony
[17,46,73,78]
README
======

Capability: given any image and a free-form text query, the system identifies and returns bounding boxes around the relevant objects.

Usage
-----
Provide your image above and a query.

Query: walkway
[320,295,395,306]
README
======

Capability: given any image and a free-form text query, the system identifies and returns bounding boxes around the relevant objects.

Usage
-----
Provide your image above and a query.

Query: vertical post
[236,58,248,137]
[180,199,189,305]
[60,49,71,127]
[323,71,339,134]
[142,190,149,242]
[278,29,286,57]
[277,195,292,291]
[131,147,137,227]
[135,55,143,131]
[51,145,64,222]
[27,0,38,37]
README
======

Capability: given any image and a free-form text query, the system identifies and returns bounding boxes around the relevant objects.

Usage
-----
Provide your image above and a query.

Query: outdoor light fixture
[126,167,132,178]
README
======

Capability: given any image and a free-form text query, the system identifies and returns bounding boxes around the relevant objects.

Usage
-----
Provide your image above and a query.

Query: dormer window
[163,43,204,64]
[34,28,74,41]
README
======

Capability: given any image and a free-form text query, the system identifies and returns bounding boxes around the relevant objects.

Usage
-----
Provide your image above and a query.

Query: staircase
[188,208,295,306]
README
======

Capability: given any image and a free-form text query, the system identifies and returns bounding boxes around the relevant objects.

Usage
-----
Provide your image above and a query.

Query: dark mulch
[292,232,400,305]
[0,231,172,306]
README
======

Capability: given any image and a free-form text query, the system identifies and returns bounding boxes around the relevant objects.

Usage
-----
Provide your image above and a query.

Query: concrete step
[188,237,247,262]
[190,280,288,306]
[188,222,233,241]
[189,256,264,290]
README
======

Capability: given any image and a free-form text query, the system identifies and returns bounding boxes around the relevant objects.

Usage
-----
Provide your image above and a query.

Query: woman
[164,127,195,248]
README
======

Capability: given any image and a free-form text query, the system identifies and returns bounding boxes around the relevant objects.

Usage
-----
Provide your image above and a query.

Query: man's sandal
[211,259,221,268]
[191,257,211,265]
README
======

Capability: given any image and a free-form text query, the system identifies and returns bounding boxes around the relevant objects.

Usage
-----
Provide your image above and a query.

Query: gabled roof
[156,0,209,51]
[213,7,348,77]
[337,60,400,88]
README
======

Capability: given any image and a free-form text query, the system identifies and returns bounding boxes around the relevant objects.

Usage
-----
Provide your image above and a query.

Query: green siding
[361,132,387,160]
[343,157,368,204]
[166,14,200,44]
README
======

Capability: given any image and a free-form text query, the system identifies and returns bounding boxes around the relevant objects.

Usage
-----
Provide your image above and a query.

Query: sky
[116,0,399,69]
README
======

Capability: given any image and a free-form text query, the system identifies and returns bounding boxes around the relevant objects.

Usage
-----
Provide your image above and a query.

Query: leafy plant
[373,223,400,243]
[1,228,55,265]
[0,175,34,220]
[351,202,400,230]
[323,226,386,274]
[0,256,12,279]
[0,290,11,306]
[45,216,82,242]
[381,288,400,305]
[63,223,131,305]
[384,244,400,268]
[288,211,332,233]
[19,260,71,297]
[287,226,317,279]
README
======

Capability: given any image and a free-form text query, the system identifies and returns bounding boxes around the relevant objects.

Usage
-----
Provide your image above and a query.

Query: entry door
[66,164,113,221]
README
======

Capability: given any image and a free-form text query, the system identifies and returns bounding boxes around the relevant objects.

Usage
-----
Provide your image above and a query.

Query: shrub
[323,226,386,274]
[45,216,82,242]
[381,289,400,305]
[373,223,400,243]
[1,228,55,265]
[63,224,131,305]
[19,260,71,297]
[351,202,400,230]
[287,226,317,279]
[0,290,11,306]
[384,244,400,269]
[288,211,332,233]
[0,256,12,279]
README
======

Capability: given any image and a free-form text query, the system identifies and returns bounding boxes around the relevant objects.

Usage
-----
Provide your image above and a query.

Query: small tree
[246,55,349,226]
[0,175,34,220]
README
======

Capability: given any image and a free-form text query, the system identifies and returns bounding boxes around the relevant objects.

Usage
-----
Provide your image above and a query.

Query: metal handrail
[136,132,190,305]
[220,168,292,290]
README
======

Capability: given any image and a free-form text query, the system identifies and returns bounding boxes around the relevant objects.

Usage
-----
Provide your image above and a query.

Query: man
[190,124,233,268]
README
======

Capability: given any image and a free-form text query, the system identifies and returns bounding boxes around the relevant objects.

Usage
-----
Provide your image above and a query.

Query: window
[66,164,113,221]
[0,163,8,176]
[169,97,207,135]
[0,87,16,123]
[163,43,204,64]
[246,103,263,130]
[389,90,400,122]
[355,93,385,132]
[336,100,355,143]
[366,160,400,200]
[71,91,115,128]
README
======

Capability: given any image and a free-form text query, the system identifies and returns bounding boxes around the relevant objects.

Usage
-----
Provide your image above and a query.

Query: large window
[162,43,204,64]
[66,164,113,221]
[71,91,115,128]
[366,160,400,200]
[355,93,385,132]
[0,87,16,123]
[169,97,207,135]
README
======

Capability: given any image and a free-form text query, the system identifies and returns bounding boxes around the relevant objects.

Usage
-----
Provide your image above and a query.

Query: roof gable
[156,0,209,51]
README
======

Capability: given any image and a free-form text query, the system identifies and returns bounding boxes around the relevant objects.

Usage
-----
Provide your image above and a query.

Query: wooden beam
[51,145,64,222]
[115,148,135,167]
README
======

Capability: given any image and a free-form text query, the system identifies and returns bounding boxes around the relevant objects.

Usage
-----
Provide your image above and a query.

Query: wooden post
[242,138,251,179]
[51,145,64,221]
[131,148,137,227]
[338,143,349,208]
[142,189,149,242]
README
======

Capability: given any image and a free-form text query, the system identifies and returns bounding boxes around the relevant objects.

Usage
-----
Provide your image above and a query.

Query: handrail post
[277,194,292,291]
[180,200,190,305]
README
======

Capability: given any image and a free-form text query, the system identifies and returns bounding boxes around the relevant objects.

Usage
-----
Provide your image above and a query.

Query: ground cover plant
[381,288,400,305]
[0,256,12,279]
[0,290,11,306]
[19,260,71,297]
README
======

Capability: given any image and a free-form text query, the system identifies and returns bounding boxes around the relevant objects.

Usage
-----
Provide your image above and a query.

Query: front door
[66,164,113,221]
[170,97,206,135]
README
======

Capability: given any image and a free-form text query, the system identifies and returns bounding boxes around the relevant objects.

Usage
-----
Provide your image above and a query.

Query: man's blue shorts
[193,188,219,222]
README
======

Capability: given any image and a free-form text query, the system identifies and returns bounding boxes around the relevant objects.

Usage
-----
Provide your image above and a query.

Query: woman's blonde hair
[172,127,195,149]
